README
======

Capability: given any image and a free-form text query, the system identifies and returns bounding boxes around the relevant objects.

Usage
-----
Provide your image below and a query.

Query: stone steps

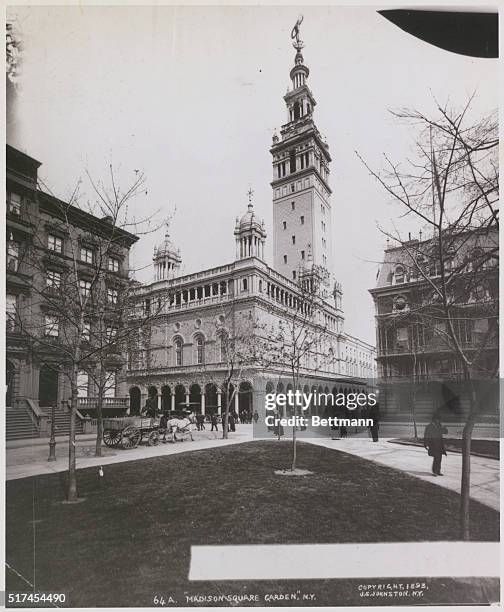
[6,407,39,440]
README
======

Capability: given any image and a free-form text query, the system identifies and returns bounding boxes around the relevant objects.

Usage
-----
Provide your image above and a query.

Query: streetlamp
[48,403,56,461]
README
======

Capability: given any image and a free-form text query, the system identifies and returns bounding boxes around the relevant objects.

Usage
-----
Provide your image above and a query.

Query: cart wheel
[148,431,160,446]
[122,427,141,449]
[103,429,122,447]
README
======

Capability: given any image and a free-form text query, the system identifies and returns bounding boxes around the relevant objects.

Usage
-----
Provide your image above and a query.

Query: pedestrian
[196,413,205,431]
[424,413,448,476]
[253,410,259,424]
[368,402,380,442]
[210,413,218,432]
[159,412,169,443]
[228,411,236,432]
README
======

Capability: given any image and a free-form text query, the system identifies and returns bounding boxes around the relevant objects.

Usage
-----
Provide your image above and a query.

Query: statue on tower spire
[291,15,304,51]
[246,186,254,211]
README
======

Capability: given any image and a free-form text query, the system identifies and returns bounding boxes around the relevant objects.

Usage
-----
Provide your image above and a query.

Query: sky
[7,4,498,345]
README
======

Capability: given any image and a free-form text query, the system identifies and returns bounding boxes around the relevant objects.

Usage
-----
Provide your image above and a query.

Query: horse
[165,412,195,442]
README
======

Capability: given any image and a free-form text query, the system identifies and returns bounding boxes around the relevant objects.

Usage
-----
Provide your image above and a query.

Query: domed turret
[153,220,181,281]
[234,189,267,261]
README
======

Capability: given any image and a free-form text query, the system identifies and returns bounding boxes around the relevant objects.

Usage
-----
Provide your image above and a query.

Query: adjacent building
[369,228,498,421]
[6,144,138,439]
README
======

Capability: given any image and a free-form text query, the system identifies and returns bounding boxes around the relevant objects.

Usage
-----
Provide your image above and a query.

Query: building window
[6,294,16,331]
[106,326,117,341]
[108,257,120,273]
[301,250,305,260]
[48,234,63,253]
[291,184,295,193]
[77,371,89,398]
[7,236,19,272]
[220,333,228,362]
[394,266,405,284]
[283,255,287,264]
[292,270,296,280]
[82,321,91,342]
[291,201,295,211]
[289,150,296,174]
[242,278,248,291]
[283,221,287,230]
[195,336,205,365]
[292,235,296,245]
[107,288,119,304]
[44,315,59,337]
[393,296,408,312]
[175,338,183,366]
[79,279,92,297]
[300,215,304,225]
[104,371,117,398]
[46,270,61,289]
[80,246,94,264]
[8,192,21,215]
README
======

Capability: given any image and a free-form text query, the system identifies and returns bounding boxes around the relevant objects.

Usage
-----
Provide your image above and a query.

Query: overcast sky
[7,4,497,345]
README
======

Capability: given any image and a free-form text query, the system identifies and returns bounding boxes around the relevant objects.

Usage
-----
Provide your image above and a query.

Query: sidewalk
[308,436,499,511]
[6,426,254,481]
[6,428,499,511]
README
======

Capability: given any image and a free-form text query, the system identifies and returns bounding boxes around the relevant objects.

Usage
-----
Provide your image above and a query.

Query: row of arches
[129,382,253,416]
[129,379,367,417]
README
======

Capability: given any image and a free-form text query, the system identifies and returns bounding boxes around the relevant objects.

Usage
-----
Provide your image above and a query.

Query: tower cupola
[234,188,267,260]
[153,220,181,281]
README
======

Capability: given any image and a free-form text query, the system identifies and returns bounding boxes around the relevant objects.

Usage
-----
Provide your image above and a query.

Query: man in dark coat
[369,403,380,442]
[424,414,448,476]
[228,411,236,432]
[196,413,205,431]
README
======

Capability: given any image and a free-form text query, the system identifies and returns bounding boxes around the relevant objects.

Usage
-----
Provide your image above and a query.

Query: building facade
[369,228,498,420]
[6,145,138,438]
[126,29,376,417]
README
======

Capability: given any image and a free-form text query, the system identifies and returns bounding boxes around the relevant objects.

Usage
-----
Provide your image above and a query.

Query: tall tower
[270,17,333,284]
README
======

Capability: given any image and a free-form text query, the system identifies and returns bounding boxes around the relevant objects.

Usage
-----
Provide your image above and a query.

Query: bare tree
[200,304,269,439]
[358,98,498,538]
[265,264,337,471]
[9,166,164,500]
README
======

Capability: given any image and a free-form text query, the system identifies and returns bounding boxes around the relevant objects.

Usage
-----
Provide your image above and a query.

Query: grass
[6,440,499,607]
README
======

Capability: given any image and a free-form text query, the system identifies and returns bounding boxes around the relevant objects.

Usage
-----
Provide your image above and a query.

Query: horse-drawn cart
[103,416,161,449]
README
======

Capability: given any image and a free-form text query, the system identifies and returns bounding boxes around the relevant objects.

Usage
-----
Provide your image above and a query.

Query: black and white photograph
[4,3,500,608]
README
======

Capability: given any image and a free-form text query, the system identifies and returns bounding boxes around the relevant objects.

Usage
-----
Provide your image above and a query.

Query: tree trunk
[222,383,230,440]
[67,383,78,502]
[95,365,105,457]
[291,423,297,471]
[95,401,103,457]
[460,383,477,540]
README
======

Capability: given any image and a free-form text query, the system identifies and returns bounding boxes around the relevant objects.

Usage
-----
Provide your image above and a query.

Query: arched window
[195,335,205,365]
[220,332,228,362]
[393,295,408,312]
[174,338,183,366]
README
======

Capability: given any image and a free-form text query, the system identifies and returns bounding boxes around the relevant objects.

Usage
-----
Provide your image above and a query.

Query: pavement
[6,426,499,511]
[307,436,499,511]
[5,427,253,481]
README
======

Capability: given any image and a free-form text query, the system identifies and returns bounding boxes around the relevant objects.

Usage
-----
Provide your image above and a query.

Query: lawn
[6,441,499,607]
